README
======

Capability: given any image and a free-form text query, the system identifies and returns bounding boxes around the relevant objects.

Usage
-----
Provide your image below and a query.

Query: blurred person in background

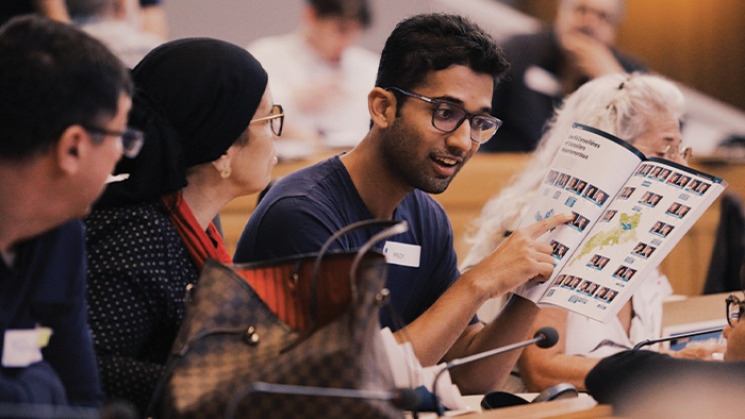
[247,0,377,151]
[483,0,647,152]
[67,0,165,68]
[137,0,167,39]
[0,0,70,25]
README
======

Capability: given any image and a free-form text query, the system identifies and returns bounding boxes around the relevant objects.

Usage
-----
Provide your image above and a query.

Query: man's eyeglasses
[726,294,745,327]
[83,125,144,158]
[249,104,284,137]
[386,87,502,145]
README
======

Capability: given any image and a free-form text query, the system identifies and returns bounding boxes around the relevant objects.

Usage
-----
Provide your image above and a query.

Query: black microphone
[224,381,420,419]
[431,326,559,416]
[632,326,725,350]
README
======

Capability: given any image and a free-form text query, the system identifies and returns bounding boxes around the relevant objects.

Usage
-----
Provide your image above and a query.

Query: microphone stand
[430,331,554,416]
[632,326,725,350]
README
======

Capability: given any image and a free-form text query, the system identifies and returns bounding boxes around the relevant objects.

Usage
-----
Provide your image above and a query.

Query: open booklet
[514,123,727,323]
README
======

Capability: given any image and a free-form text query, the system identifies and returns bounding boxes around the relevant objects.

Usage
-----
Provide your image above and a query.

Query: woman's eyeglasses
[249,104,284,136]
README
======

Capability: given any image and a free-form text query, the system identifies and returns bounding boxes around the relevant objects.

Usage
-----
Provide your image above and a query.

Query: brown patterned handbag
[152,220,408,418]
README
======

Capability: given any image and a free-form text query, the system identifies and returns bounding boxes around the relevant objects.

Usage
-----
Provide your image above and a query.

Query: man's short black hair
[307,0,371,28]
[0,15,132,159]
[375,13,509,92]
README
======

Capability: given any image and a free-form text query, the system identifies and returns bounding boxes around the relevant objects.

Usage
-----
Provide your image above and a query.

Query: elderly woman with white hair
[463,72,695,392]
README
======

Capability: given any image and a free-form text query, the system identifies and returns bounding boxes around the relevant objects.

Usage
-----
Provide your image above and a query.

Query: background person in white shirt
[67,0,165,68]
[247,0,377,150]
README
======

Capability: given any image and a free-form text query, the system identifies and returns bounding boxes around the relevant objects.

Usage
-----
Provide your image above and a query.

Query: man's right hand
[466,212,573,299]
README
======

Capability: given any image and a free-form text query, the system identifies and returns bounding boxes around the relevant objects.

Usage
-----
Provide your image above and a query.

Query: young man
[235,13,571,394]
[0,15,135,407]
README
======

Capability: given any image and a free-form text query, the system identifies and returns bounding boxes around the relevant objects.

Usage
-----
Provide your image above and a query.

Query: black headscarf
[96,37,268,207]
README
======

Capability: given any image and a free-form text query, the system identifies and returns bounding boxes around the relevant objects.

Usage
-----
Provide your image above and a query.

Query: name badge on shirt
[383,241,421,268]
[2,326,52,368]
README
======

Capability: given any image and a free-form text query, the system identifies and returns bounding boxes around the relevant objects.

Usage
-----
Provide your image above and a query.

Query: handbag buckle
[375,288,391,307]
[242,326,260,346]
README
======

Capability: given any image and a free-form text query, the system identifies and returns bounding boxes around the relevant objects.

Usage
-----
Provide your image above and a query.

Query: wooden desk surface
[662,291,731,329]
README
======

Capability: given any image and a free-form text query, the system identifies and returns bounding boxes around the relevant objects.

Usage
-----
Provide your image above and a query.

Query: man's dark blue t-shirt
[234,156,468,329]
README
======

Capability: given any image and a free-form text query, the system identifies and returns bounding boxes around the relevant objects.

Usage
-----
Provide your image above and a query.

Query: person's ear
[55,125,88,175]
[211,153,232,179]
[368,87,397,129]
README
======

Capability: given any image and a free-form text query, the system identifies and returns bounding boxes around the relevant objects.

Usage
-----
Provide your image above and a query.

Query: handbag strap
[309,219,408,328]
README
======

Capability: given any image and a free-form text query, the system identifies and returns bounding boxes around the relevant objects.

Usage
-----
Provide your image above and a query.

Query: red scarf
[162,193,232,272]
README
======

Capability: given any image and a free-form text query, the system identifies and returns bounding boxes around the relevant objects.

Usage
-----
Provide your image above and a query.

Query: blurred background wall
[164,0,745,112]
[513,0,745,115]
[163,0,745,151]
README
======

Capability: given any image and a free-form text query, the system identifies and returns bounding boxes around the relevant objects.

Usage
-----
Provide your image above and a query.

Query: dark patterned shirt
[84,201,198,414]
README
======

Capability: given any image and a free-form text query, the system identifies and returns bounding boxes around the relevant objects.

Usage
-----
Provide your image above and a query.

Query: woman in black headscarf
[83,38,283,413]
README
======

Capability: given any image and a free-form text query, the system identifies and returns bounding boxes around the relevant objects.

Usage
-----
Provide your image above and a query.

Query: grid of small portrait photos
[634,162,713,196]
[553,274,618,303]
[545,170,610,207]
[626,163,710,256]
[546,161,709,309]
[539,157,721,318]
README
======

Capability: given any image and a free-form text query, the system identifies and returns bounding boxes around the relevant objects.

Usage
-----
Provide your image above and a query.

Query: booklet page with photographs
[514,123,727,323]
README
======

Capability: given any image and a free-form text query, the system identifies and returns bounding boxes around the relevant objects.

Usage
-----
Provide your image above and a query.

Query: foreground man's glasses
[386,87,502,144]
